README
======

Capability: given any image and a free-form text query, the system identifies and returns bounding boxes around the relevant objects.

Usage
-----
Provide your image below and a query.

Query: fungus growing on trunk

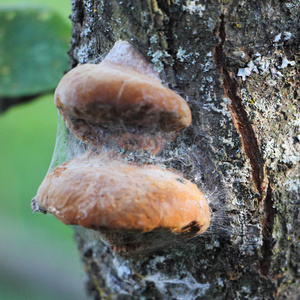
[55,40,191,154]
[33,152,210,256]
[32,40,211,257]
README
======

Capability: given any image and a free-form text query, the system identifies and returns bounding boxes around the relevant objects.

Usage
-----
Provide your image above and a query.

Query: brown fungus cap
[55,41,191,152]
[34,153,210,253]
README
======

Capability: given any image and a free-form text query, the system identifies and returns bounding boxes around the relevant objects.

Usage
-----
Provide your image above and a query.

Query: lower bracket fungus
[33,152,211,256]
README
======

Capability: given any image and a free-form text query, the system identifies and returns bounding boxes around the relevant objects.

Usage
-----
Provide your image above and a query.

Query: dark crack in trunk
[259,182,276,277]
[214,13,266,197]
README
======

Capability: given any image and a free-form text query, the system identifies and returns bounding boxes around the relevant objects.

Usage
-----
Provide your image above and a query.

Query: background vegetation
[0,0,86,299]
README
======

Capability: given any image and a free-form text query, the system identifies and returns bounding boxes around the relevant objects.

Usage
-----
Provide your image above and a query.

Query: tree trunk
[68,1,299,299]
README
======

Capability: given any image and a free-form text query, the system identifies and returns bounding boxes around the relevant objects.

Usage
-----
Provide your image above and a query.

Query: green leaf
[0,6,70,98]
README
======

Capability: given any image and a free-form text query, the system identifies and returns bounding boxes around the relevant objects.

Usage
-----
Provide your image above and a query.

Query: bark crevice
[214,12,266,197]
[259,182,276,277]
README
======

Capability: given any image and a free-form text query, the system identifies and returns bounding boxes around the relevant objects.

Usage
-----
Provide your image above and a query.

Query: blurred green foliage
[0,7,70,97]
[0,1,86,299]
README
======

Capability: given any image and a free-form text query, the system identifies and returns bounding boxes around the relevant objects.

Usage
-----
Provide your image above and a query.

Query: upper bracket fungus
[32,40,211,257]
[55,40,191,154]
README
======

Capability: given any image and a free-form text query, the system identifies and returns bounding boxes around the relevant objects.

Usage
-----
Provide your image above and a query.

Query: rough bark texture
[67,0,299,299]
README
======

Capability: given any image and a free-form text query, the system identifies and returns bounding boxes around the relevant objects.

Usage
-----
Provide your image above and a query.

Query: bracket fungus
[33,152,210,256]
[32,40,211,257]
[55,40,191,154]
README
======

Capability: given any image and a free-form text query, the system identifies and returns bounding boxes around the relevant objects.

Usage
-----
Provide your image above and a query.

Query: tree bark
[68,0,299,299]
